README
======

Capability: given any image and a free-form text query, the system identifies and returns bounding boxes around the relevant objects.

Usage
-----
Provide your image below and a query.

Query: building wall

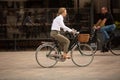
[74,0,91,8]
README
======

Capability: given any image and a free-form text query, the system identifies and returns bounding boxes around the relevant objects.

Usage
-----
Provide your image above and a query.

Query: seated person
[94,7,116,52]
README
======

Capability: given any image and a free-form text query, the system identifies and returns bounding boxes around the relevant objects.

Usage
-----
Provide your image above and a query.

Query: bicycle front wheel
[35,45,58,68]
[71,43,94,67]
[109,37,120,55]
[89,40,98,53]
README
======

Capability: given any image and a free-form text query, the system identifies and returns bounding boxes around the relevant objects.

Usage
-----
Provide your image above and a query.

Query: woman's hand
[71,28,76,33]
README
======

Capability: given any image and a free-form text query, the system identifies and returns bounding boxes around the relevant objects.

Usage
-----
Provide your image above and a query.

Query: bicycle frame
[56,33,81,53]
[91,28,114,44]
[35,32,95,67]
[89,28,120,55]
[68,34,79,51]
[90,29,98,42]
[42,31,85,57]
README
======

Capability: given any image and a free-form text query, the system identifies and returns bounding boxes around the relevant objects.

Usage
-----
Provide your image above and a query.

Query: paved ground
[0,51,120,80]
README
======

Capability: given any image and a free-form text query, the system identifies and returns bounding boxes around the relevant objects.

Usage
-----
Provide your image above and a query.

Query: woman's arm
[58,18,72,32]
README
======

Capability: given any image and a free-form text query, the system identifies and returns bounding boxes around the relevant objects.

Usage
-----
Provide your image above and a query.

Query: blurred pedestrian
[22,12,34,38]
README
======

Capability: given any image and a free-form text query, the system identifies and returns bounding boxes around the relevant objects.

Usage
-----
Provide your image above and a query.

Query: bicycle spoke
[71,43,94,67]
[109,38,120,55]
[35,45,58,68]
[89,42,98,53]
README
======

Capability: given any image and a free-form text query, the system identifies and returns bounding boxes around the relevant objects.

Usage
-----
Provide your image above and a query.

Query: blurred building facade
[0,0,120,50]
[0,0,92,39]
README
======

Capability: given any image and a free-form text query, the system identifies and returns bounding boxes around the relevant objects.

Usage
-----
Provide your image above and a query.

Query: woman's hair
[57,7,66,16]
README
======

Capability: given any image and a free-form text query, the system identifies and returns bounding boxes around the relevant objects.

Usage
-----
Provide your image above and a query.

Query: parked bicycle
[88,28,120,55]
[35,31,94,68]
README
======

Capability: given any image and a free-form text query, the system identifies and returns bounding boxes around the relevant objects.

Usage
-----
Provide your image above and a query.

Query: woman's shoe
[62,54,71,59]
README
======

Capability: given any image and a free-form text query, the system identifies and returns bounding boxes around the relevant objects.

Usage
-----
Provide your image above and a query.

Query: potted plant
[115,21,120,30]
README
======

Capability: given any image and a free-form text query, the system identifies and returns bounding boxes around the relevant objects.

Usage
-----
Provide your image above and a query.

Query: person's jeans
[100,24,116,42]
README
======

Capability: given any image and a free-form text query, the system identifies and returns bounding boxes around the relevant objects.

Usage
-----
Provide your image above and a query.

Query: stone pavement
[0,51,120,80]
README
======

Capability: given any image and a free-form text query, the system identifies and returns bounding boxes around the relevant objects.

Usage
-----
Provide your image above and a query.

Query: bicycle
[88,28,120,55]
[35,31,94,68]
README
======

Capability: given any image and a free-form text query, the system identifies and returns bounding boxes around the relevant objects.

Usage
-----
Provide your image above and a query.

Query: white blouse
[51,15,72,32]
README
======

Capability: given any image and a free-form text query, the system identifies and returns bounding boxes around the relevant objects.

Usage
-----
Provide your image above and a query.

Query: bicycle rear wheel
[71,43,94,67]
[35,45,58,68]
[109,37,120,55]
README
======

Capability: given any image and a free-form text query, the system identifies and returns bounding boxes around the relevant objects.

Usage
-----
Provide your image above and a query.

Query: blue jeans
[100,24,116,42]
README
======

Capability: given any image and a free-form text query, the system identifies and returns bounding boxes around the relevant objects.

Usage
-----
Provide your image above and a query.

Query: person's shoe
[101,49,109,52]
[62,54,71,59]
[101,43,109,52]
[101,47,109,52]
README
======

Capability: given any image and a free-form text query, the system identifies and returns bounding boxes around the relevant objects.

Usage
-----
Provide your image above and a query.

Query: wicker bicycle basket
[78,34,90,43]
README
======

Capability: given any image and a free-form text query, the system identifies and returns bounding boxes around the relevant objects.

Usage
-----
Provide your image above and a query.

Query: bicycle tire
[88,39,99,53]
[109,38,120,55]
[35,44,58,68]
[71,43,94,67]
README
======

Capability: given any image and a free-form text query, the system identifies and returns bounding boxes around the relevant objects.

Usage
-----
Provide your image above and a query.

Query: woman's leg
[56,34,70,53]
[50,31,70,58]
[56,34,70,59]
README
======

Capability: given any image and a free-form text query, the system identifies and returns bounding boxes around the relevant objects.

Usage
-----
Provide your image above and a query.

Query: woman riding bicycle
[94,7,116,52]
[50,8,75,59]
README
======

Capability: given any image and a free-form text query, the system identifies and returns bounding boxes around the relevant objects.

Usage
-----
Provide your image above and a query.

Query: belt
[51,30,60,34]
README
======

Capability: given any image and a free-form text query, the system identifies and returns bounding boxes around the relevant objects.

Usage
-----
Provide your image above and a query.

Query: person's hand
[71,28,77,34]
[93,26,101,30]
[97,26,101,29]
[93,25,97,29]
